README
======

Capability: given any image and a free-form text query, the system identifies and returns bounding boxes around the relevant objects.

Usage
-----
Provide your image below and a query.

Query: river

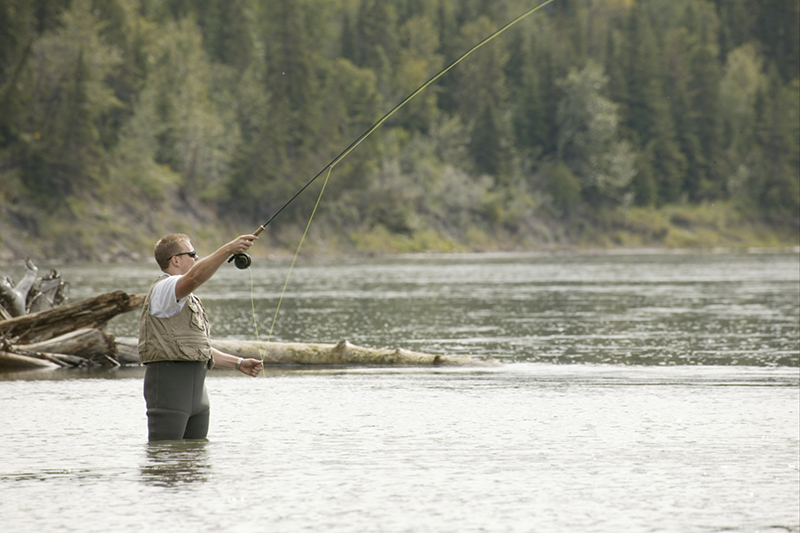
[1,251,798,532]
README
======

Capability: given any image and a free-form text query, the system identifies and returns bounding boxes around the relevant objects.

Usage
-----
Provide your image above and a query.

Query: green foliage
[556,61,635,207]
[543,161,582,216]
[617,2,685,206]
[20,0,122,206]
[751,72,800,222]
[454,16,514,181]
[111,16,238,203]
[392,14,443,133]
[0,0,797,258]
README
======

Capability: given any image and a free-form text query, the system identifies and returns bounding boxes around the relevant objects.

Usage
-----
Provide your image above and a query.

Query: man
[138,233,264,441]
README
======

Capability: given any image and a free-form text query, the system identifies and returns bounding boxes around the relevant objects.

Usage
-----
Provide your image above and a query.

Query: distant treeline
[0,0,798,249]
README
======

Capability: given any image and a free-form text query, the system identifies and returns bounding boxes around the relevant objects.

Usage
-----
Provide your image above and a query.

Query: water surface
[1,251,798,532]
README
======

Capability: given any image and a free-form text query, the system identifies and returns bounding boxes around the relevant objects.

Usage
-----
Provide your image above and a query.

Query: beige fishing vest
[138,275,213,367]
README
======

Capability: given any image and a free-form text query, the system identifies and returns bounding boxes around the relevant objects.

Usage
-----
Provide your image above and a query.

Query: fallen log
[211,339,496,366]
[15,328,119,366]
[0,291,144,343]
[113,338,493,367]
[115,337,140,366]
[0,350,61,371]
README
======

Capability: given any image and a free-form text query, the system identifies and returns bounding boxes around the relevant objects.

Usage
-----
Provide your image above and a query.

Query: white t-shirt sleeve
[148,275,188,318]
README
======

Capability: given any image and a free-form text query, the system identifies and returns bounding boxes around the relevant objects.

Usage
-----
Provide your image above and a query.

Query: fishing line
[265,167,333,342]
[244,0,558,367]
[248,167,333,367]
[249,266,260,340]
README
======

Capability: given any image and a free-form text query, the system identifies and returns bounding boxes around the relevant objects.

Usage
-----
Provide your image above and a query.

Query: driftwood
[0,327,122,371]
[0,258,68,317]
[0,290,144,343]
[211,339,495,366]
[0,350,61,371]
[110,338,491,367]
[0,258,38,316]
[28,270,69,314]
[115,337,141,366]
[15,328,119,366]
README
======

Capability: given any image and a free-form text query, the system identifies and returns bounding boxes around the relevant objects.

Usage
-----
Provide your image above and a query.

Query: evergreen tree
[508,14,557,159]
[676,1,724,201]
[91,0,148,151]
[340,8,358,63]
[713,0,755,59]
[353,0,400,96]
[393,14,443,133]
[31,0,71,33]
[556,61,635,207]
[51,50,104,194]
[751,68,800,221]
[453,16,514,181]
[454,0,507,26]
[470,102,510,178]
[623,4,685,206]
[0,0,34,149]
[663,26,695,203]
[719,44,765,193]
[194,0,255,73]
[226,0,329,222]
[685,39,724,201]
[20,0,122,205]
[511,47,548,156]
[534,34,562,160]
[432,0,459,114]
[264,0,323,151]
[753,0,800,82]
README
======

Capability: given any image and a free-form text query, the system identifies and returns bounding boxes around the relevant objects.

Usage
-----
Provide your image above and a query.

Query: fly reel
[228,225,265,269]
[231,253,252,269]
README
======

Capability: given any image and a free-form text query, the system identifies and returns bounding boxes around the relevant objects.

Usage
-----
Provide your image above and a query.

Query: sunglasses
[172,250,197,259]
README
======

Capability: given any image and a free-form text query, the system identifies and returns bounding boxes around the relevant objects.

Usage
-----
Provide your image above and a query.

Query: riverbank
[0,197,797,265]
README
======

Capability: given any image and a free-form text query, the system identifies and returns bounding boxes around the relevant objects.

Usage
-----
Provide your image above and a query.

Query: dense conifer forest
[1,0,798,261]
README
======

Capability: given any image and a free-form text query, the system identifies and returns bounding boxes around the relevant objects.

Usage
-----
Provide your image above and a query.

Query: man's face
[173,241,198,274]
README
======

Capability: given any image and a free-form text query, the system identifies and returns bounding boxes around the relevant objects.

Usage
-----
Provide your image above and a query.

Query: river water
[1,251,798,532]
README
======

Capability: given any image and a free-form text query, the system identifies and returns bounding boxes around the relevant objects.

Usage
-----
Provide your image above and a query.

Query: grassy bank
[1,199,797,266]
[340,202,798,255]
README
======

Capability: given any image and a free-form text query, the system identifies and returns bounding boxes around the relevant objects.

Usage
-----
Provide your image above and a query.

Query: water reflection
[140,440,211,488]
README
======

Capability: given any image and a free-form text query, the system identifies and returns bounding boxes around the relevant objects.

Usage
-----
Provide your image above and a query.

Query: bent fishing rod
[229,0,558,269]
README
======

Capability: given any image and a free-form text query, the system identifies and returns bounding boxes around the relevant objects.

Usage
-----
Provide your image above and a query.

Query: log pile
[15,328,120,366]
[0,291,145,371]
[0,290,145,343]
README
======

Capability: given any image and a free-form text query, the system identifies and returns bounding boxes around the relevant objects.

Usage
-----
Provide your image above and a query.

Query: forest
[0,0,798,261]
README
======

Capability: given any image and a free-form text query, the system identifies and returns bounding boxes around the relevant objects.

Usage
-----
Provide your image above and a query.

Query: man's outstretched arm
[175,234,257,300]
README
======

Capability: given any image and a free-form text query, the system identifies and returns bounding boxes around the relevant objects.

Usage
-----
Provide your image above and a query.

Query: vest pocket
[176,339,212,360]
[187,297,209,333]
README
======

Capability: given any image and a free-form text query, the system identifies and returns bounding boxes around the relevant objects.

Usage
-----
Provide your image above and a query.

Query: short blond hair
[154,233,191,270]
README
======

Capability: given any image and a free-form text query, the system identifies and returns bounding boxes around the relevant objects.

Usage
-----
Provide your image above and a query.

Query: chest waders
[144,360,210,441]
[139,277,214,442]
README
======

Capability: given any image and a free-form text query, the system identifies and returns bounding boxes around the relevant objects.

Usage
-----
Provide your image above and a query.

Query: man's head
[154,234,197,273]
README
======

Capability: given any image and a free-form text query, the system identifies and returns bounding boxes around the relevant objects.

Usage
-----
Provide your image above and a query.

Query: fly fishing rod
[229,0,558,269]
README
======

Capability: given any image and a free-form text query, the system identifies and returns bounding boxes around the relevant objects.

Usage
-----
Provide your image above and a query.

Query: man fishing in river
[138,233,263,441]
